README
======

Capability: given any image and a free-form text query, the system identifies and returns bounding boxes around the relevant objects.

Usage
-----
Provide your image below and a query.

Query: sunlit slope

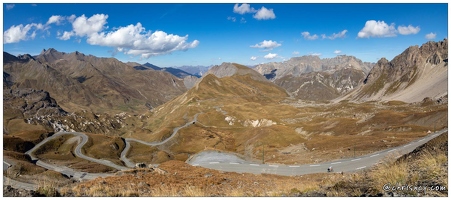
[123,63,305,163]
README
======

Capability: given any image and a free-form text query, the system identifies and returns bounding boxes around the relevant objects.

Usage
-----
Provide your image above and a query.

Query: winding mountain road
[26,132,128,171]
[17,112,447,181]
[120,113,201,167]
[19,113,201,180]
[188,128,447,176]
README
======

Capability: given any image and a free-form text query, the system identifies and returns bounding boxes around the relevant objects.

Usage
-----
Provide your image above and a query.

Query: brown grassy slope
[61,131,448,197]
[121,63,446,165]
[122,71,303,163]
[81,133,125,166]
[325,132,448,197]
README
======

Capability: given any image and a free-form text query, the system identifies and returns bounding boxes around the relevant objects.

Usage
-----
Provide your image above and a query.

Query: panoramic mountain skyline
[3,3,448,67]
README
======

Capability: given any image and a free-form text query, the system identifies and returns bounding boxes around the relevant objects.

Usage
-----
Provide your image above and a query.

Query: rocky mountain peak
[346,39,448,103]
[205,62,267,82]
[17,54,35,61]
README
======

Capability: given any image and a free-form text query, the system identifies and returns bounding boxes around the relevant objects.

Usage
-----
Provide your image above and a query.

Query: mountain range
[253,55,375,101]
[3,48,188,113]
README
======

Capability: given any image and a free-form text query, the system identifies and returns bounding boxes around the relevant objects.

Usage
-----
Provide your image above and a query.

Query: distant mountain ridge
[3,48,188,113]
[132,62,200,78]
[253,55,374,101]
[175,65,210,77]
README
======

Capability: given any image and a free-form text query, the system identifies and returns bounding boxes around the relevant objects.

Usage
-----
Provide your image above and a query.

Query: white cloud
[334,50,342,54]
[72,14,108,37]
[250,40,281,50]
[3,23,43,43]
[58,31,74,40]
[264,53,277,60]
[425,32,436,40]
[240,17,246,23]
[397,25,420,35]
[310,53,321,56]
[233,3,256,14]
[328,30,348,39]
[56,14,108,41]
[67,14,76,23]
[227,16,236,22]
[250,56,257,61]
[292,51,299,55]
[358,20,397,38]
[87,22,199,58]
[253,6,276,20]
[46,15,64,25]
[6,4,15,10]
[301,32,318,40]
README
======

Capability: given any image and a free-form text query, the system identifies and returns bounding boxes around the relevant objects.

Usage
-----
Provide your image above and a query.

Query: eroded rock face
[3,87,142,135]
[3,88,67,119]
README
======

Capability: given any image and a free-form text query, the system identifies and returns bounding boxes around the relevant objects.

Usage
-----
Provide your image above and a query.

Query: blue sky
[3,3,448,67]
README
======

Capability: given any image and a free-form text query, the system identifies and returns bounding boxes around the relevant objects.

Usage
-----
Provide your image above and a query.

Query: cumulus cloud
[358,20,396,38]
[397,25,420,35]
[46,15,64,25]
[227,16,236,22]
[67,14,76,23]
[301,32,318,40]
[58,31,74,40]
[86,22,199,58]
[250,56,257,61]
[264,53,277,59]
[334,50,342,54]
[6,4,15,10]
[292,51,299,55]
[72,14,108,37]
[310,53,321,56]
[328,30,348,39]
[250,40,281,50]
[253,6,276,20]
[4,23,44,43]
[233,3,256,14]
[240,17,246,23]
[425,32,436,40]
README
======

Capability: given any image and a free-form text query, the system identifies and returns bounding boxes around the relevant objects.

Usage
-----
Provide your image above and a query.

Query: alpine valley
[3,39,448,197]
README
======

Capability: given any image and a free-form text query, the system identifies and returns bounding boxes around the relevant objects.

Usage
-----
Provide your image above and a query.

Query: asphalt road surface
[188,129,447,176]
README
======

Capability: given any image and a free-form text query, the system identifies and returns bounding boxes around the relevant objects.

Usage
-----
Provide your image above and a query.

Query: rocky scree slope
[341,39,448,103]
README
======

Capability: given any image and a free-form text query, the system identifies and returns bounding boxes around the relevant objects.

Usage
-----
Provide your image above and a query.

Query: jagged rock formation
[3,88,67,119]
[3,49,188,113]
[253,55,374,101]
[340,39,448,103]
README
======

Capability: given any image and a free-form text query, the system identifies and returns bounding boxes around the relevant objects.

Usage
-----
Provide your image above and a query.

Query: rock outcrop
[341,39,448,103]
